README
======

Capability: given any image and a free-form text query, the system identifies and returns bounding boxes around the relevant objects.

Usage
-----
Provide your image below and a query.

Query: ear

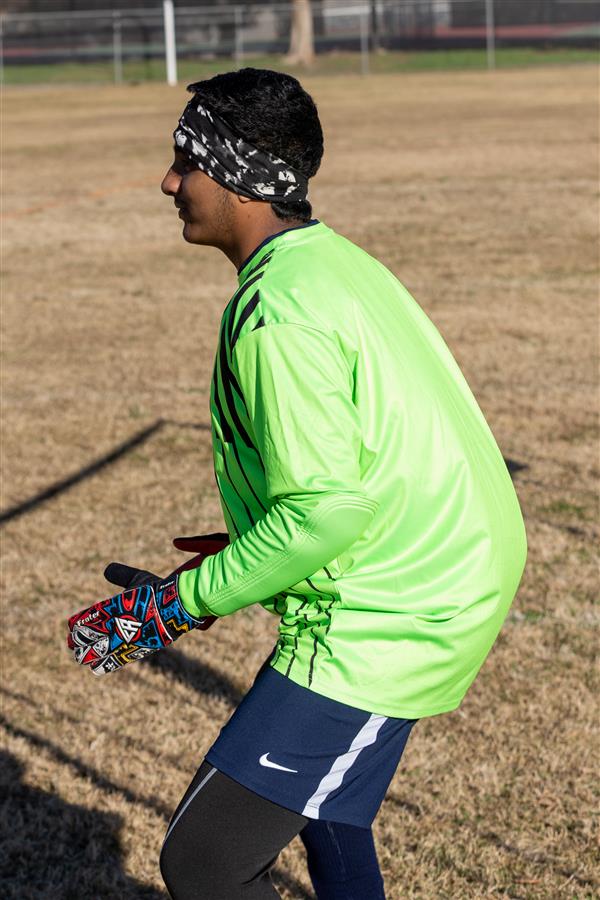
[237,195,253,205]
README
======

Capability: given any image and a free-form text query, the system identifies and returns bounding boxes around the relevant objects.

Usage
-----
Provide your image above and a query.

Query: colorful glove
[67,573,203,676]
[67,533,230,677]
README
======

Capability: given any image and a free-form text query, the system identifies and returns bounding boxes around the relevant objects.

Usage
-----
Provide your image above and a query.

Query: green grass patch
[3,46,599,87]
[543,499,589,520]
[507,608,546,624]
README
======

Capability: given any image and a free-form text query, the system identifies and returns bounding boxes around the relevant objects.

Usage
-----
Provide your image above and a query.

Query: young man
[67,68,527,899]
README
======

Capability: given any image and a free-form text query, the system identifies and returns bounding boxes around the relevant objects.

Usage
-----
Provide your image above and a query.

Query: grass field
[3,46,599,85]
[1,63,599,898]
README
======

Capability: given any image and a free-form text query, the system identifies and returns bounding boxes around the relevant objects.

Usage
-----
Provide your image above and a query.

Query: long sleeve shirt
[178,220,527,718]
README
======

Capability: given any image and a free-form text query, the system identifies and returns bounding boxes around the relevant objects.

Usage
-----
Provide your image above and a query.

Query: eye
[174,156,194,174]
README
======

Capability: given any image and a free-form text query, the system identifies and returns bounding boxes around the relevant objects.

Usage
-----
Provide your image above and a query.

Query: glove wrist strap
[155,574,206,639]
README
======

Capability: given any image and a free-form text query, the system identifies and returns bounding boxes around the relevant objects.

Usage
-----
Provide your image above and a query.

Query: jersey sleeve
[178,323,379,619]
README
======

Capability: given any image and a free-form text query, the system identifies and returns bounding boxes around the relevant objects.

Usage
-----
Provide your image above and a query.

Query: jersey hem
[270,660,463,719]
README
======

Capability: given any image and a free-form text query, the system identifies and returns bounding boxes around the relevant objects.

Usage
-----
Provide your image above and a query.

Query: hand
[67,533,230,677]
[103,551,222,634]
[67,573,203,676]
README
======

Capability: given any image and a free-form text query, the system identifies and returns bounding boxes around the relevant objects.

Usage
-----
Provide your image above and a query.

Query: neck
[222,209,305,271]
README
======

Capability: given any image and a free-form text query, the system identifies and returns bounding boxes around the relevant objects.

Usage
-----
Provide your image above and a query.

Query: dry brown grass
[1,64,598,899]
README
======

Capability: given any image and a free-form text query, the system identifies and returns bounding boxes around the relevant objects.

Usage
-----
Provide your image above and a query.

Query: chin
[182,222,216,247]
[181,221,200,243]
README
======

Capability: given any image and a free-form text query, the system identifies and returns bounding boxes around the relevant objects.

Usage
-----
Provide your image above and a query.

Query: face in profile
[160,149,236,248]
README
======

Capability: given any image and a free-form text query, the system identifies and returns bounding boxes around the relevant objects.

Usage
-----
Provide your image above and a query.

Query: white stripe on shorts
[162,765,218,848]
[301,713,388,819]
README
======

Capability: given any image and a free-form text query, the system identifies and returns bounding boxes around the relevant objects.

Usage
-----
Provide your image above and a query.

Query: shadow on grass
[143,643,245,708]
[504,458,528,477]
[0,749,167,900]
[0,419,167,525]
[0,713,171,820]
[0,419,210,526]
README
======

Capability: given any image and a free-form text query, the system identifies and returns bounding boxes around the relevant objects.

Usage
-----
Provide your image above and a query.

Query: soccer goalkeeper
[67,68,527,899]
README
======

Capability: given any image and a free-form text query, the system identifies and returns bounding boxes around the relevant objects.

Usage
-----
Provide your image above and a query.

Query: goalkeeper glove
[67,572,203,676]
[67,533,230,676]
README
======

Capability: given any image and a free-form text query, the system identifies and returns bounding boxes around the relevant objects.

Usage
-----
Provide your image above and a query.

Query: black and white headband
[173,100,308,203]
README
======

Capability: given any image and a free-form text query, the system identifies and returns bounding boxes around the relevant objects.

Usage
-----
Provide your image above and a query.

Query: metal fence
[1,0,598,84]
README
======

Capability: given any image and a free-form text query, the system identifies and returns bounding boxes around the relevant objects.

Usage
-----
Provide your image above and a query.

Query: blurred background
[1,0,599,83]
[1,1,598,898]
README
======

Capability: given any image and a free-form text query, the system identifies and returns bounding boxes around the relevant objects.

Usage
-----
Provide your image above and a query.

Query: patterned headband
[173,100,309,204]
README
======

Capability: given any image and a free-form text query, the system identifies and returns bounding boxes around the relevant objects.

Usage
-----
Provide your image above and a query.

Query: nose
[161,166,181,197]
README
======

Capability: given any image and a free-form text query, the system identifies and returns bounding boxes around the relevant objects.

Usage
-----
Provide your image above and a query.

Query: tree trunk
[285,0,314,67]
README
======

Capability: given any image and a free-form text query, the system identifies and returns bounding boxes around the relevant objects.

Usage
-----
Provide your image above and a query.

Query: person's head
[160,68,324,256]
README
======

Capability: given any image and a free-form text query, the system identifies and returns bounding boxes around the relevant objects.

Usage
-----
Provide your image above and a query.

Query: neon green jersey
[179,220,527,718]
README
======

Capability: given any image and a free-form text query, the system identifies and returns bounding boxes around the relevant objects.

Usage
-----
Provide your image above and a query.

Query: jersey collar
[237,219,321,284]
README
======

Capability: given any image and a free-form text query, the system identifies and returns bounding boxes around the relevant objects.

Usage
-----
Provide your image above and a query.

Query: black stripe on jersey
[212,381,263,526]
[212,359,235,445]
[230,288,261,352]
[308,626,319,687]
[215,418,268,526]
[272,643,282,667]
[215,333,270,524]
[215,430,257,527]
[212,289,272,530]
[213,326,267,526]
[215,265,269,449]
[305,575,336,611]
[305,576,326,594]
[209,252,274,535]
[215,279,265,449]
[284,597,310,678]
[230,268,265,308]
[217,309,266,436]
[216,354,248,430]
[225,272,265,349]
[305,573,337,684]
[244,249,274,281]
[226,249,272,350]
[210,347,225,425]
[322,597,337,655]
[215,319,256,450]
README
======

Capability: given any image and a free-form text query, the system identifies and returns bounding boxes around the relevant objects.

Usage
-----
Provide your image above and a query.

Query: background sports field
[1,61,598,898]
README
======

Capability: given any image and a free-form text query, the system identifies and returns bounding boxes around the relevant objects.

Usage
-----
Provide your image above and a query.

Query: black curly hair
[185,68,324,223]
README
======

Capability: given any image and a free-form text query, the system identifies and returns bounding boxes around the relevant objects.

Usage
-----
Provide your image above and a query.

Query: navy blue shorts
[205,654,418,828]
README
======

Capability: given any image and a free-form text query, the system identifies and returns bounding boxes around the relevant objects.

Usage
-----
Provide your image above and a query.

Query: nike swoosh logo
[259,753,298,773]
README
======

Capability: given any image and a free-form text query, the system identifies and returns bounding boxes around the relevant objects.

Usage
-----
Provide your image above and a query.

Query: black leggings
[160,759,385,899]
